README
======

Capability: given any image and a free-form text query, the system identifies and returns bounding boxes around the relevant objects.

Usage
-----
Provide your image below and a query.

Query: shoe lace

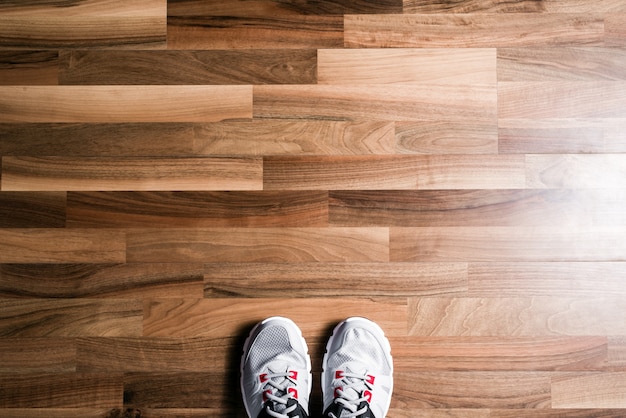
[331,371,373,418]
[262,371,301,418]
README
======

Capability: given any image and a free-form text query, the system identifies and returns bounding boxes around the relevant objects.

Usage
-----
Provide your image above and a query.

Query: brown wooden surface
[1,0,625,416]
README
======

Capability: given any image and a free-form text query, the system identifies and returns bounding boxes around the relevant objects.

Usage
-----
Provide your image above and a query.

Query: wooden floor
[1,0,626,417]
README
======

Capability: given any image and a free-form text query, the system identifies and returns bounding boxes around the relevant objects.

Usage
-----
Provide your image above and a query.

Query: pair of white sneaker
[241,317,393,418]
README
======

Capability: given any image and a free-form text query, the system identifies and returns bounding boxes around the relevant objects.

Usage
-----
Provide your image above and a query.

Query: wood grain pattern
[403,0,626,13]
[0,86,252,122]
[0,338,76,373]
[344,14,604,48]
[204,262,467,297]
[127,227,389,263]
[0,229,125,263]
[67,191,328,227]
[526,154,626,188]
[551,372,626,408]
[0,191,66,228]
[395,121,498,154]
[2,156,262,191]
[0,51,58,85]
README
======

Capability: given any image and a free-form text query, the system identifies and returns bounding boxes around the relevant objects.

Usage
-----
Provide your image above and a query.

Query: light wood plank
[552,373,626,408]
[468,262,626,297]
[1,156,262,191]
[127,228,389,263]
[0,299,142,337]
[264,155,524,190]
[192,120,396,156]
[204,262,467,297]
[393,371,551,408]
[396,120,498,154]
[526,154,626,189]
[389,410,489,418]
[0,229,125,263]
[0,51,58,85]
[390,226,626,262]
[143,298,407,337]
[344,14,604,48]
[0,86,252,123]
[66,191,328,228]
[0,373,122,408]
[318,48,496,84]
[403,0,626,13]
[59,50,316,85]
[498,47,626,81]
[490,409,626,417]
[498,82,626,118]
[0,263,204,298]
[0,338,76,373]
[0,0,166,17]
[606,14,626,46]
[408,297,626,336]
[253,84,496,122]
[392,336,608,371]
[608,337,626,368]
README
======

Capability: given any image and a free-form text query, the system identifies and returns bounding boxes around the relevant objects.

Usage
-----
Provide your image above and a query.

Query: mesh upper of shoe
[248,326,303,370]
[326,328,391,375]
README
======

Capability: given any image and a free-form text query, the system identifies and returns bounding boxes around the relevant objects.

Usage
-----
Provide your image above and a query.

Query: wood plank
[392,336,608,371]
[468,262,626,297]
[490,409,626,417]
[344,14,604,48]
[318,48,496,84]
[605,14,626,46]
[204,262,467,297]
[329,190,610,227]
[552,372,626,408]
[0,191,66,228]
[0,373,123,408]
[59,50,316,85]
[403,0,626,13]
[0,299,142,337]
[169,0,402,15]
[0,263,204,298]
[0,123,195,156]
[393,371,551,408]
[143,298,407,337]
[0,51,58,85]
[264,155,524,190]
[0,0,166,17]
[396,121,498,154]
[408,297,626,336]
[0,409,116,418]
[389,410,489,418]
[254,84,496,122]
[77,337,234,372]
[1,156,263,191]
[498,82,626,118]
[526,154,626,189]
[66,191,328,228]
[0,338,76,373]
[127,227,389,263]
[497,47,626,81]
[192,120,396,156]
[167,16,342,50]
[608,337,626,368]
[497,118,626,154]
[390,226,626,262]
[0,86,252,123]
[0,229,125,263]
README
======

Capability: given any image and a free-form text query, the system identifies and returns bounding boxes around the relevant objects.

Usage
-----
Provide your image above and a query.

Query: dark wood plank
[490,409,626,417]
[254,84,496,122]
[168,0,401,15]
[0,229,125,263]
[0,51,58,85]
[392,336,608,371]
[0,263,204,298]
[2,156,263,191]
[408,297,626,336]
[0,409,117,418]
[66,191,328,227]
[0,338,76,373]
[204,262,467,297]
[0,86,252,123]
[0,191,66,228]
[0,373,123,408]
[264,155,524,190]
[59,50,316,85]
[0,299,142,337]
[127,227,388,263]
[344,13,604,48]
[329,189,612,227]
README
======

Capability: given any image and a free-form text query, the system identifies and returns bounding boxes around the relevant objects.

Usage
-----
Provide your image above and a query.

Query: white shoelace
[262,371,301,418]
[331,371,373,418]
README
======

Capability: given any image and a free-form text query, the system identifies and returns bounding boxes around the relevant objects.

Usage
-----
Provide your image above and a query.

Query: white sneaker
[241,317,312,418]
[322,317,393,418]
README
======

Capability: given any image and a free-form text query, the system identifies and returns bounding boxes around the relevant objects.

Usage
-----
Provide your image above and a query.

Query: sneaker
[322,317,393,418]
[241,317,312,418]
